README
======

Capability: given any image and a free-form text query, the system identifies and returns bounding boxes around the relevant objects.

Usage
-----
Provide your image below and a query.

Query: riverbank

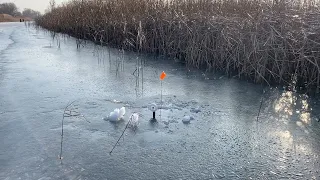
[0,14,32,22]
[35,0,320,93]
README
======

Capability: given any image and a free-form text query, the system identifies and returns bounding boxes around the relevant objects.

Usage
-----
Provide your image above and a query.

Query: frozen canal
[1,22,320,180]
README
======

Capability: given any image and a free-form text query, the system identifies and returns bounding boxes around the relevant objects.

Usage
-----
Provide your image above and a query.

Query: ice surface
[1,23,320,180]
[190,107,201,113]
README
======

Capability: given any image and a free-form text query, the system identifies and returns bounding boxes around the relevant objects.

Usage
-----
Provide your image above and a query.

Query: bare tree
[23,8,41,19]
[49,0,56,11]
[0,3,19,16]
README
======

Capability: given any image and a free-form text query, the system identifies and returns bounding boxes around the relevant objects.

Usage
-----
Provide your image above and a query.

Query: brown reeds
[36,0,320,92]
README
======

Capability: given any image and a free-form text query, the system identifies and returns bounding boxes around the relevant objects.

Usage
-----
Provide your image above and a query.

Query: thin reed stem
[109,116,133,154]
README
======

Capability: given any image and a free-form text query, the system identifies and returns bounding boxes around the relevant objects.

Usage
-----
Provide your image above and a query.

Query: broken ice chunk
[182,116,192,124]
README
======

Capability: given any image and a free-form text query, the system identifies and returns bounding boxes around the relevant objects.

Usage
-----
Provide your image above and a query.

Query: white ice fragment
[113,99,121,103]
[108,109,119,122]
[119,107,126,119]
[182,116,192,124]
[129,113,139,127]
[108,108,124,122]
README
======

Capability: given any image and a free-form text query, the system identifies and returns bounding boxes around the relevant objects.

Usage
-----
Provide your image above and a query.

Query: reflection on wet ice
[274,91,295,120]
[299,99,311,125]
[273,90,311,126]
[270,90,315,162]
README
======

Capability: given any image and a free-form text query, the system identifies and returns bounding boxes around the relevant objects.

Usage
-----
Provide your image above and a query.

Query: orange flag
[160,71,166,80]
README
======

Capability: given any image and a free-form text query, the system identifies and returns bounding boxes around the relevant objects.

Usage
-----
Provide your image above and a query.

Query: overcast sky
[0,0,67,14]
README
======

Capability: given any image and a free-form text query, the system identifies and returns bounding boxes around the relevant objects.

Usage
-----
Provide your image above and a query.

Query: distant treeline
[0,2,40,19]
[36,0,320,93]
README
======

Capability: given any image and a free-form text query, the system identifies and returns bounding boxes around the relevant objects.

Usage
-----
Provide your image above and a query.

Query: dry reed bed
[36,0,320,92]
